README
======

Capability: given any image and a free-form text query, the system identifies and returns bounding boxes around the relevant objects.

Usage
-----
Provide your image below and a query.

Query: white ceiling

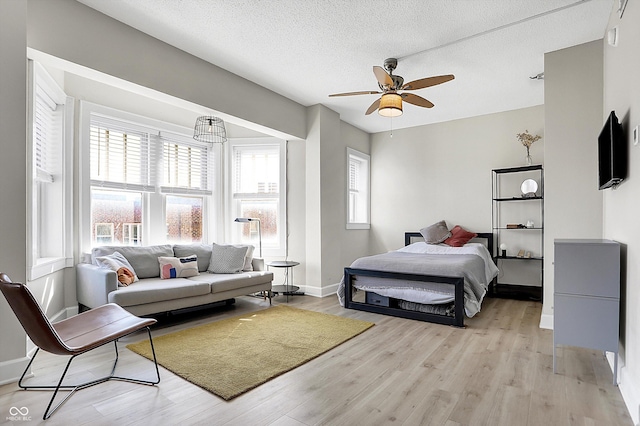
[76,0,614,134]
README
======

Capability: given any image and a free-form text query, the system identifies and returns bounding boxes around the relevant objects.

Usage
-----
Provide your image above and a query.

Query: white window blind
[346,148,370,228]
[349,157,360,192]
[160,132,212,195]
[89,116,155,192]
[33,86,62,183]
[233,145,280,195]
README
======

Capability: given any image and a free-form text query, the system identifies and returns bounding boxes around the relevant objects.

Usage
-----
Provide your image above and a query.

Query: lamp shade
[378,93,403,117]
[234,217,262,257]
[193,116,227,144]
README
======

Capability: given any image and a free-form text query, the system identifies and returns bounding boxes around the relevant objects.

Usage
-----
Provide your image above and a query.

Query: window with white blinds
[89,117,155,192]
[84,104,216,247]
[233,145,280,195]
[29,61,73,280]
[347,148,370,229]
[228,140,286,255]
[160,132,212,195]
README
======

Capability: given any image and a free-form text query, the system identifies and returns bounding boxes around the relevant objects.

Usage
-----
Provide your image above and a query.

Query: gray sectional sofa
[76,243,273,316]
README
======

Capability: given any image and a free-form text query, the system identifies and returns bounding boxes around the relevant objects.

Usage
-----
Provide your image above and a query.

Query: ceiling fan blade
[401,93,434,108]
[401,74,455,90]
[329,90,381,97]
[365,98,381,115]
[373,66,393,87]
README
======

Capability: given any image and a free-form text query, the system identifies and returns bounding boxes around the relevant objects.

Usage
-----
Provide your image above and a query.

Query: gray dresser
[553,239,620,385]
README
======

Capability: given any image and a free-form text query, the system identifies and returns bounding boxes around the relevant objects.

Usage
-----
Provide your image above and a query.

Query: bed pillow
[444,225,477,247]
[159,255,199,279]
[420,220,452,244]
[95,251,140,286]
[208,243,248,274]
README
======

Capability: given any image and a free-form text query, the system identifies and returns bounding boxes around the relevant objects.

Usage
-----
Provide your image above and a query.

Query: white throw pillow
[208,244,248,274]
[233,244,255,271]
[95,251,140,285]
[158,255,199,279]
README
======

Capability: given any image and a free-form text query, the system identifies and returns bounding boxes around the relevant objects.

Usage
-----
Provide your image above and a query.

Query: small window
[95,223,114,244]
[346,148,370,229]
[228,140,286,256]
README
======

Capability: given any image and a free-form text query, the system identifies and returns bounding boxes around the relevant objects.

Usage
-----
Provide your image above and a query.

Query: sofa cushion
[207,244,248,274]
[173,244,212,272]
[92,245,174,279]
[159,255,199,279]
[188,271,273,294]
[108,277,211,307]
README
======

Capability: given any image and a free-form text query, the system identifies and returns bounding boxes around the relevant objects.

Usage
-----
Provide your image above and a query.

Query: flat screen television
[598,111,626,190]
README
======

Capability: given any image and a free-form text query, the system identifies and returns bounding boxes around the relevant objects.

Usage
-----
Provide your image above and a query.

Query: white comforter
[337,242,499,317]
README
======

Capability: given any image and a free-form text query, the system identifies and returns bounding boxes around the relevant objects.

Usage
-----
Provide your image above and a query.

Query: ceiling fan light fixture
[378,93,403,117]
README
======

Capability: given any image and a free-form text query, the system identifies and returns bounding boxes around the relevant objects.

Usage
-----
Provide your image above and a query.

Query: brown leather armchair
[0,272,160,420]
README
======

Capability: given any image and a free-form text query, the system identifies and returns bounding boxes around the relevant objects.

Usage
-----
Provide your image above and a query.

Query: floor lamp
[234,217,262,258]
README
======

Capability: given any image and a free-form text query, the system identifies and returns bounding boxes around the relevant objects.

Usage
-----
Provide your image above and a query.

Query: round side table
[266,261,302,302]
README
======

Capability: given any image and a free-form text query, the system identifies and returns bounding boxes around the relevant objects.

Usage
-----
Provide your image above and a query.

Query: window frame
[27,61,74,280]
[226,138,287,257]
[79,102,217,251]
[346,147,371,230]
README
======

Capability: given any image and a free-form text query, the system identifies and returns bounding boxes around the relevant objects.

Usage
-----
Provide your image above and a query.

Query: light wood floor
[0,295,632,425]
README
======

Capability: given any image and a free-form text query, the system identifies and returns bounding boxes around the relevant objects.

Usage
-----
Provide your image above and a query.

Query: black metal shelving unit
[491,165,544,301]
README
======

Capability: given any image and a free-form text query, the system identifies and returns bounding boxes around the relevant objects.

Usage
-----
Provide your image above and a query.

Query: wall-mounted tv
[598,110,627,190]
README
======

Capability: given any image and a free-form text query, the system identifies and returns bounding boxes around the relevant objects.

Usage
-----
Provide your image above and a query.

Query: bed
[337,232,498,327]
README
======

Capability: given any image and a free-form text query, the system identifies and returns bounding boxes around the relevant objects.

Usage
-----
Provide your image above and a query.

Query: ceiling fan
[329,58,454,117]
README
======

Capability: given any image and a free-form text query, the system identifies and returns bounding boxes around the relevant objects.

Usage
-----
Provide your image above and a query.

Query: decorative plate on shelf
[520,179,538,197]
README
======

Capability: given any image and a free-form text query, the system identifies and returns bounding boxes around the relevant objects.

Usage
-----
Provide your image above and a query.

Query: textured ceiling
[76,0,614,134]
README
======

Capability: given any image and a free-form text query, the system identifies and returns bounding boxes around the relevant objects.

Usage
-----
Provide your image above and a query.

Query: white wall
[602,0,640,422]
[370,106,544,253]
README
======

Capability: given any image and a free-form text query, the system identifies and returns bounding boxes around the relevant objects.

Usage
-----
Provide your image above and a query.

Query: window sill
[30,257,72,281]
[346,223,371,230]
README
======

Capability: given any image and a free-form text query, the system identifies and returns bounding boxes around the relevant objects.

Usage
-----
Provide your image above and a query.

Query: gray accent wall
[542,40,604,327]
[0,0,30,384]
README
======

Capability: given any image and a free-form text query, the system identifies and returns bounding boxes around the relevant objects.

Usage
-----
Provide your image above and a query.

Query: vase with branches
[517,130,541,165]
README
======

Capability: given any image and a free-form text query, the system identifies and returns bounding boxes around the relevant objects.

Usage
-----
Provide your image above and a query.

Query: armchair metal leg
[18,327,160,420]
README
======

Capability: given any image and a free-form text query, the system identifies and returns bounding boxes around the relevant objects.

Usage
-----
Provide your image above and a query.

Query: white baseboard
[49,306,77,323]
[539,312,553,329]
[0,356,30,386]
[299,282,339,298]
[617,364,640,425]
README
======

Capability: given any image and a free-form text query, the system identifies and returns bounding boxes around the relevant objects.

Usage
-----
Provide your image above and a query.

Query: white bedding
[337,242,499,317]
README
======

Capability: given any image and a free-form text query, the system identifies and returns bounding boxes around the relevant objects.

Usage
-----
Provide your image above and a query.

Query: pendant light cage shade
[378,93,403,117]
[193,116,227,144]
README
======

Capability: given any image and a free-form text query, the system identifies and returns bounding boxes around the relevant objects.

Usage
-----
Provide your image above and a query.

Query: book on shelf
[506,224,525,229]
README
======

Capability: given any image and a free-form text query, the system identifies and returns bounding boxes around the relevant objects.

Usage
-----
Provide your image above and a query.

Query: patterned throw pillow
[95,251,140,286]
[207,244,248,274]
[158,255,199,279]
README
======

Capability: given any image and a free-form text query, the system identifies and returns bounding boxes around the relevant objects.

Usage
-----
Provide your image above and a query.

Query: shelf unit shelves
[491,164,544,301]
